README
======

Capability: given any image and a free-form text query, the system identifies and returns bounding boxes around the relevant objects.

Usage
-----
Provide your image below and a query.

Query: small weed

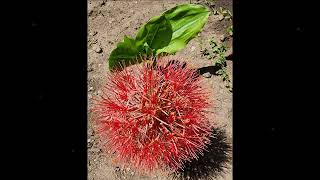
[226,25,233,36]
[213,7,232,20]
[202,37,232,92]
[201,48,210,56]
[196,0,215,11]
[197,36,204,50]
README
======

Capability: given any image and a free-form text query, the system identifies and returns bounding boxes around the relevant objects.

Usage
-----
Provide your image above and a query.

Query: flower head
[92,57,212,173]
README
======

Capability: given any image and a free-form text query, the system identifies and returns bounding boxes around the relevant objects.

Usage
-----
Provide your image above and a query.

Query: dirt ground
[88,0,233,179]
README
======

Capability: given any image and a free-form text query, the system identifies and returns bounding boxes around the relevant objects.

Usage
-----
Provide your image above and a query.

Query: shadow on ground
[197,58,232,77]
[172,127,232,180]
[197,65,221,76]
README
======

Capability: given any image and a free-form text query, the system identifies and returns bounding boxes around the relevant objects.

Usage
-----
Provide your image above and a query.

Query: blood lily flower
[92,57,213,173]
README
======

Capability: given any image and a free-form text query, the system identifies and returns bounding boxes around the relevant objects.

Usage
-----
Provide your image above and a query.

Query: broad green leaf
[108,36,141,70]
[107,4,210,70]
[108,15,172,70]
[156,4,210,54]
[135,15,172,51]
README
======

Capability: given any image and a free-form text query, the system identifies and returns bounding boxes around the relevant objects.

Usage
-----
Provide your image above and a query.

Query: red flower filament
[92,59,212,172]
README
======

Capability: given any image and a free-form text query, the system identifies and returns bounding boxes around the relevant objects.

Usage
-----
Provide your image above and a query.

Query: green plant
[202,38,232,92]
[226,25,233,36]
[197,37,204,50]
[212,7,232,20]
[108,4,210,70]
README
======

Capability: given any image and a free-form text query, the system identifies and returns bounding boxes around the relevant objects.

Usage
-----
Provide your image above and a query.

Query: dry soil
[88,0,233,179]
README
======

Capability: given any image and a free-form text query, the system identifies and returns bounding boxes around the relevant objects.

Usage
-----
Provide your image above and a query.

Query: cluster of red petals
[92,59,212,172]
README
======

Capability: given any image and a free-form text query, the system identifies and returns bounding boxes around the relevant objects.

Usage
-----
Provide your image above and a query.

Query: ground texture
[88,0,233,179]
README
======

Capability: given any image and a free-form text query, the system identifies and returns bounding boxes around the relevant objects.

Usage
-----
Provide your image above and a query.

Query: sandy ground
[88,0,233,179]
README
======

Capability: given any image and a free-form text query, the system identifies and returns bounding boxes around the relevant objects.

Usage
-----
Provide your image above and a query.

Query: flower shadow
[172,126,232,180]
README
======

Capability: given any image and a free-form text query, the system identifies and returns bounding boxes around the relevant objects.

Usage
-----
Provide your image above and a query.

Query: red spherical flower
[92,57,212,173]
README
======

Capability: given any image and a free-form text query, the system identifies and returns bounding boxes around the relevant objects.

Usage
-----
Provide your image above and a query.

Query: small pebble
[220,34,226,42]
[89,31,97,36]
[218,15,224,21]
[88,66,94,72]
[88,10,93,16]
[87,139,91,143]
[92,39,98,44]
[88,86,94,92]
[202,72,212,78]
[191,46,196,52]
[92,44,102,53]
[225,47,233,58]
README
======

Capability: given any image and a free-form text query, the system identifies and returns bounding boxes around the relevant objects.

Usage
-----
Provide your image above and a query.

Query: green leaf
[108,36,141,71]
[227,25,233,36]
[219,44,227,53]
[135,15,172,51]
[210,39,217,48]
[143,42,152,57]
[107,4,210,70]
[108,14,173,70]
[156,4,210,54]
